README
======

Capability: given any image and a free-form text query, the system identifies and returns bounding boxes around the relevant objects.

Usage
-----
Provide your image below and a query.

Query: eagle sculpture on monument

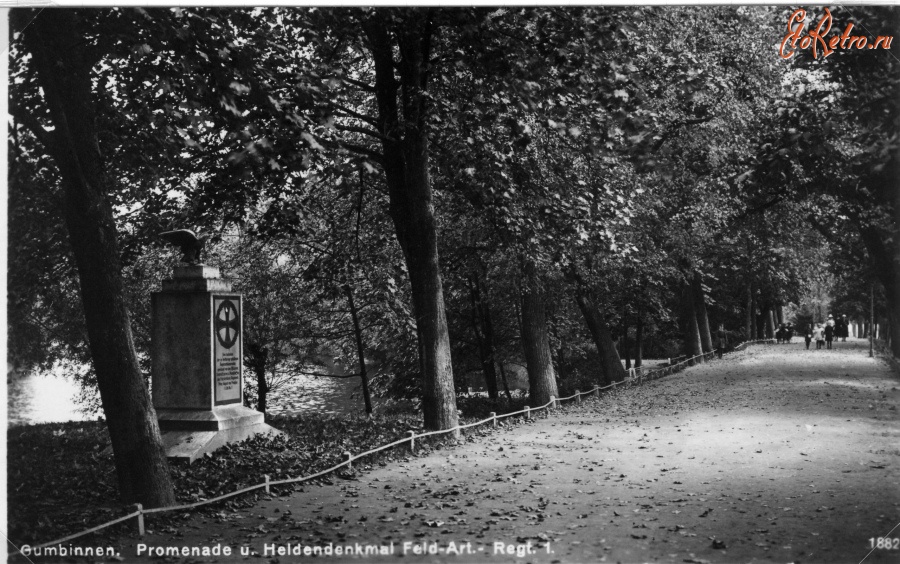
[160,229,206,265]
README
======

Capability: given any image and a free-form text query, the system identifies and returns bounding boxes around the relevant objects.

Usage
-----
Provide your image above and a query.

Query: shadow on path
[120,339,899,563]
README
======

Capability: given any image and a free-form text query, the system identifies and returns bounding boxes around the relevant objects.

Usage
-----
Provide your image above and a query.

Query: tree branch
[294,369,363,379]
[340,76,375,93]
[336,140,385,165]
[331,103,379,128]
[335,124,395,143]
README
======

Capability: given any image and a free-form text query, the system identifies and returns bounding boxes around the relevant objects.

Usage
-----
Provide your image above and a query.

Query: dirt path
[116,339,898,563]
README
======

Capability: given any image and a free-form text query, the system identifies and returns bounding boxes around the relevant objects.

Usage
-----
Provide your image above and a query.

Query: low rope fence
[19,338,775,554]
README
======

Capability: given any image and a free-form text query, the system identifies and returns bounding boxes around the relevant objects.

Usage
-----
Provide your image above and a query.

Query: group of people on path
[804,314,850,350]
[775,323,795,344]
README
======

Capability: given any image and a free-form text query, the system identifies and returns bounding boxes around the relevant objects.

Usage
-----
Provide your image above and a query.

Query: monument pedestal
[152,265,279,463]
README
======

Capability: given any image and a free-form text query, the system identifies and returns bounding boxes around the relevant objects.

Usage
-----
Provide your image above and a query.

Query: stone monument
[152,231,279,462]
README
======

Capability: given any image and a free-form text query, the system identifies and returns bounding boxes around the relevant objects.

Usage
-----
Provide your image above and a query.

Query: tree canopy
[8,5,899,505]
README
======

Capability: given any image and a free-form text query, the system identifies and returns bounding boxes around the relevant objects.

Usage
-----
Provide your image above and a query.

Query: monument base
[157,404,281,463]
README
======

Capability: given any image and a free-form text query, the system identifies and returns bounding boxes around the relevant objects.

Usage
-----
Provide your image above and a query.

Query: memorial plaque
[213,295,242,405]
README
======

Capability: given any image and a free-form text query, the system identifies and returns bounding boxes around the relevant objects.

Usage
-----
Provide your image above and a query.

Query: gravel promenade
[116,339,899,563]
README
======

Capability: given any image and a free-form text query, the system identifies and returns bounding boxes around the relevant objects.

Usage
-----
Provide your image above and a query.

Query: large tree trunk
[574,291,627,385]
[682,283,703,357]
[469,275,500,401]
[364,15,458,430]
[520,262,559,406]
[692,272,713,353]
[17,9,174,507]
[344,286,373,415]
[766,309,776,338]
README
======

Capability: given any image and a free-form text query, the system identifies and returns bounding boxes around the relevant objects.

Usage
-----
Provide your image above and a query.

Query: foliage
[9,5,900,479]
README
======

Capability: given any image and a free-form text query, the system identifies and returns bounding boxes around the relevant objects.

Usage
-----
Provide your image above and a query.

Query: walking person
[840,314,849,341]
[804,324,813,350]
[716,324,728,359]
[824,320,834,350]
[813,323,825,350]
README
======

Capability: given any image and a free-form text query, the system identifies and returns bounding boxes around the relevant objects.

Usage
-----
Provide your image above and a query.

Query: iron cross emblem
[215,299,240,348]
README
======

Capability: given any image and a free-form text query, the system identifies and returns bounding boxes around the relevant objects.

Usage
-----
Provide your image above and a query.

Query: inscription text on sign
[213,296,242,405]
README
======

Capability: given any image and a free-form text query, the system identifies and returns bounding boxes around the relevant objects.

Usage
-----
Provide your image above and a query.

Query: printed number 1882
[869,538,899,550]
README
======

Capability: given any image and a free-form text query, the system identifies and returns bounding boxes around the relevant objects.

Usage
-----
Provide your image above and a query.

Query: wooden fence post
[264,474,270,494]
[133,504,144,536]
[407,430,416,454]
[524,406,531,420]
[489,412,497,427]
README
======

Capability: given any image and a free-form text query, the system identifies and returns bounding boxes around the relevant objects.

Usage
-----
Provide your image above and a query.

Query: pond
[6,363,373,427]
[7,364,91,426]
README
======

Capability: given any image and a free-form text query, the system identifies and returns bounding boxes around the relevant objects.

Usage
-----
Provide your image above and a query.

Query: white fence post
[133,504,144,536]
[264,474,270,494]
[490,412,497,427]
[524,406,531,420]
[407,430,416,454]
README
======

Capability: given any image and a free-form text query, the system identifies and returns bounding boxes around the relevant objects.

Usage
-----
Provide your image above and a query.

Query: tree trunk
[765,308,776,339]
[574,291,627,385]
[634,306,644,368]
[776,303,784,325]
[17,9,174,507]
[692,272,713,353]
[364,15,458,431]
[745,283,753,340]
[256,368,268,414]
[469,275,499,401]
[344,285,373,415]
[246,342,269,414]
[622,305,631,370]
[855,181,900,357]
[750,291,758,340]
[682,283,703,357]
[554,343,569,382]
[520,262,559,406]
[497,362,513,402]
